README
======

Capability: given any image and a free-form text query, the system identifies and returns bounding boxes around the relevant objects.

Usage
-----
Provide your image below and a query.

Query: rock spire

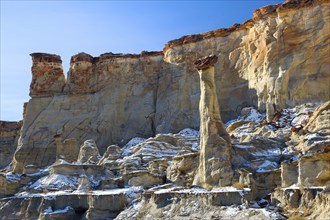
[193,55,233,188]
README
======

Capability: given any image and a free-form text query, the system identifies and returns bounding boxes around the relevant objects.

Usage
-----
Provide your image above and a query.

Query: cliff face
[13,52,163,171]
[164,0,329,116]
[1,1,330,219]
[12,0,330,171]
[0,121,22,169]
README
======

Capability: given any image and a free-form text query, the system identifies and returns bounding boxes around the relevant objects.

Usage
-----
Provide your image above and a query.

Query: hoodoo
[193,55,233,188]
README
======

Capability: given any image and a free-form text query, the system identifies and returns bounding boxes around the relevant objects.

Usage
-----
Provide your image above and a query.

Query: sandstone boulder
[167,153,199,187]
[55,138,80,163]
[77,140,101,164]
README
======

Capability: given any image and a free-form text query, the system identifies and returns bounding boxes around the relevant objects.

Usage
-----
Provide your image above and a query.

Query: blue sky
[1,0,283,121]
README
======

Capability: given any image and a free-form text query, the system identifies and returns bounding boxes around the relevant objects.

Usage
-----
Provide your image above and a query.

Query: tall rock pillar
[193,55,233,188]
[29,53,65,97]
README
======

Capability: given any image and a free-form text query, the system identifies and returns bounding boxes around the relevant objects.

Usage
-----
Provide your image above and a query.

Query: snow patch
[252,148,282,157]
[30,174,78,191]
[44,206,73,214]
[224,206,240,216]
[245,109,264,122]
[234,144,254,149]
[123,137,146,149]
[91,186,143,195]
[305,133,323,141]
[5,172,21,182]
[256,160,279,172]
[178,128,200,138]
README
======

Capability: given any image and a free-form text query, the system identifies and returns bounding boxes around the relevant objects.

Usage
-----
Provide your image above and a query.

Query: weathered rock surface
[0,187,142,220]
[1,0,330,219]
[29,53,66,97]
[55,137,80,163]
[13,52,164,172]
[193,55,233,188]
[0,121,22,169]
[11,0,330,172]
[167,152,199,187]
[77,140,100,164]
[164,0,329,118]
[116,187,283,220]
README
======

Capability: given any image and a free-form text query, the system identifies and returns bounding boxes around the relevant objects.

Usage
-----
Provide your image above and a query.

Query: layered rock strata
[164,0,329,116]
[10,0,329,171]
[0,121,22,169]
[13,52,164,172]
[29,53,66,97]
[193,55,233,188]
[0,1,329,219]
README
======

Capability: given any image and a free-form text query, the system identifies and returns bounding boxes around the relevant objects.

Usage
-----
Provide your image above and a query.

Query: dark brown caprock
[193,55,218,71]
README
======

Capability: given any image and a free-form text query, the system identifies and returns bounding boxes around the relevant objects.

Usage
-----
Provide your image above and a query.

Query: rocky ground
[1,101,329,220]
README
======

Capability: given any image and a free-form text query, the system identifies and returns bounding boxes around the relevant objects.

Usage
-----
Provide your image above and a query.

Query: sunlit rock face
[29,53,66,97]
[164,0,330,116]
[11,0,330,172]
[0,121,22,169]
[13,52,163,172]
[192,55,233,188]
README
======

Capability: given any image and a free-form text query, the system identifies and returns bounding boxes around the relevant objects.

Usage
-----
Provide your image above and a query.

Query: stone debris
[1,101,329,219]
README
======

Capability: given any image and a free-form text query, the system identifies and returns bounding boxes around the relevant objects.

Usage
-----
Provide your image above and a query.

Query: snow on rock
[30,174,79,191]
[44,206,53,213]
[91,186,143,195]
[244,109,264,122]
[252,148,282,157]
[304,133,324,141]
[256,160,279,172]
[5,172,21,182]
[223,206,240,217]
[122,137,146,151]
[234,144,254,149]
[178,128,200,138]
[153,186,250,195]
[260,208,286,219]
[226,108,265,127]
[118,129,200,168]
[44,206,73,214]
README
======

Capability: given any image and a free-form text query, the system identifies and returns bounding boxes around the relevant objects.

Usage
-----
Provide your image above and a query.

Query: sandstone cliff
[0,121,22,169]
[11,0,329,172]
[0,4,328,219]
[163,0,329,120]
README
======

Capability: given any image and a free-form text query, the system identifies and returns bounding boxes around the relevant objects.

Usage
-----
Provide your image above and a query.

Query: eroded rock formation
[0,121,22,169]
[193,55,233,188]
[30,53,66,97]
[164,0,329,117]
[12,0,330,172]
[0,0,329,219]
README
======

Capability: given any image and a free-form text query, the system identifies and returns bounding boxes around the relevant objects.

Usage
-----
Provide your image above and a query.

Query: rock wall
[192,55,233,188]
[13,52,163,172]
[163,0,329,116]
[12,0,330,171]
[0,121,22,169]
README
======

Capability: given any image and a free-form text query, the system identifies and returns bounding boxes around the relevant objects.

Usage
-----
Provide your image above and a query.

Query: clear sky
[1,0,283,121]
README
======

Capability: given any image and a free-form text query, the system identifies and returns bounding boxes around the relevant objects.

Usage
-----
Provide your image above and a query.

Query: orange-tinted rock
[252,5,279,20]
[163,0,327,51]
[193,55,218,71]
[29,53,66,97]
[67,52,94,94]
